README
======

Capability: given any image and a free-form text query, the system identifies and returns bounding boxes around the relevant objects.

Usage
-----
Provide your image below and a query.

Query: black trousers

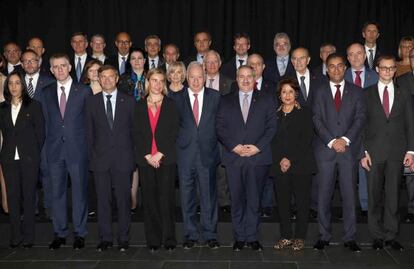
[139,164,176,247]
[274,173,312,239]
[2,160,39,245]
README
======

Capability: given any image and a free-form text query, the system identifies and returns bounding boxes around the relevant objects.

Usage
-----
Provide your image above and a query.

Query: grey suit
[345,68,379,89]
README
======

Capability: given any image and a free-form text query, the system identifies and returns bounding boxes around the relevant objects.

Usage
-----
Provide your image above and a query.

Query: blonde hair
[144,68,168,96]
[167,61,186,83]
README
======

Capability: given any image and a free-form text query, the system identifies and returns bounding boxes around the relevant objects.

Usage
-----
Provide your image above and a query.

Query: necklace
[148,95,163,105]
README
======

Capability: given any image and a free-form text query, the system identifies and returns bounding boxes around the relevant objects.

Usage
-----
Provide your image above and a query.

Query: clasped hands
[145,152,164,168]
[232,144,260,157]
[332,138,347,153]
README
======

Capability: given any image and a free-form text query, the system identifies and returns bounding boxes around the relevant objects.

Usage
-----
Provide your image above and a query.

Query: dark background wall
[0,0,413,67]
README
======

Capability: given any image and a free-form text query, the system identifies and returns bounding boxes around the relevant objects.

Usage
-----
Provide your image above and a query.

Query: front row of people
[0,52,411,253]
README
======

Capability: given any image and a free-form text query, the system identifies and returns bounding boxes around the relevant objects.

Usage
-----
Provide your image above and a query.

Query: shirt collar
[102,89,118,99]
[188,87,204,96]
[26,72,40,80]
[58,77,73,90]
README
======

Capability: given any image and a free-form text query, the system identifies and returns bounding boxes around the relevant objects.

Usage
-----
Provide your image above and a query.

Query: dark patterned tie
[27,77,34,98]
[106,95,114,129]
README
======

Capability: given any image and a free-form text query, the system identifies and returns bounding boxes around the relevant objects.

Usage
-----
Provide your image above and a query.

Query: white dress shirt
[188,87,204,123]
[377,80,394,110]
[327,80,350,148]
[11,101,22,160]
[148,56,160,68]
[118,53,129,68]
[296,69,310,96]
[256,77,263,91]
[57,77,73,103]
[365,45,377,61]
[206,74,220,91]
[7,62,21,74]
[236,55,248,69]
[74,53,88,71]
[102,89,117,118]
[92,54,106,64]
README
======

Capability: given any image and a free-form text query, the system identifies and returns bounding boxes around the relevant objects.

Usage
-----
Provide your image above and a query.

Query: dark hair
[49,53,71,66]
[376,55,396,67]
[3,71,32,106]
[362,21,380,32]
[98,64,119,76]
[233,32,250,44]
[82,59,103,84]
[21,49,39,60]
[163,43,180,55]
[71,31,88,41]
[277,78,300,101]
[194,31,211,41]
[326,53,346,66]
[130,47,149,72]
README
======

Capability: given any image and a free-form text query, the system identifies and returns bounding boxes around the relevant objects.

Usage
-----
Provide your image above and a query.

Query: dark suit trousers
[226,164,268,242]
[217,145,231,207]
[94,169,132,242]
[139,164,176,247]
[274,173,312,239]
[178,150,218,241]
[366,160,402,241]
[3,161,39,244]
[317,154,357,242]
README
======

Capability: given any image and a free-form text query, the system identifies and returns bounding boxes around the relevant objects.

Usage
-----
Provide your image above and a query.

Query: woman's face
[169,67,183,84]
[148,73,165,95]
[130,51,145,71]
[400,41,414,59]
[8,74,23,99]
[87,64,101,82]
[280,84,296,106]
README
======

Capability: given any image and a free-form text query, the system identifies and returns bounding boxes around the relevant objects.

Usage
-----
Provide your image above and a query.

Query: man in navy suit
[216,65,277,251]
[86,65,135,252]
[145,35,164,69]
[221,33,251,80]
[69,32,93,82]
[312,53,366,252]
[2,42,23,76]
[106,32,132,75]
[170,62,221,249]
[263,32,295,84]
[21,49,55,217]
[345,43,379,216]
[42,53,92,250]
[184,31,212,66]
[362,21,381,70]
[314,43,336,81]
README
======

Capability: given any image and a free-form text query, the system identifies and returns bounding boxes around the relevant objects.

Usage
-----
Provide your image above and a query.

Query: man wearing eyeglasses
[361,55,414,251]
[106,32,132,75]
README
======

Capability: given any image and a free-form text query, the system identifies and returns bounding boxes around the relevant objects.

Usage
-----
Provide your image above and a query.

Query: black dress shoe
[344,240,361,252]
[372,239,384,250]
[96,241,113,251]
[118,241,129,252]
[206,239,220,249]
[183,239,197,250]
[165,245,175,251]
[130,208,137,215]
[313,239,329,250]
[73,236,85,250]
[385,240,404,251]
[23,243,34,249]
[405,213,414,223]
[49,237,66,250]
[247,241,263,251]
[309,209,318,219]
[149,245,160,252]
[360,210,368,217]
[233,241,245,251]
[220,205,231,213]
[9,241,22,249]
[261,207,273,218]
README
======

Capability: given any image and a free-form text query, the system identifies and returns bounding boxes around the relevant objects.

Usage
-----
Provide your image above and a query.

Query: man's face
[145,38,161,58]
[320,45,336,63]
[163,45,179,64]
[194,32,211,54]
[115,33,132,56]
[21,52,40,75]
[3,43,21,64]
[347,44,366,70]
[362,24,380,44]
[50,57,71,82]
[237,67,255,92]
[27,38,45,57]
[99,69,119,92]
[90,36,106,54]
[327,57,346,84]
[247,55,265,79]
[187,65,205,92]
[204,53,220,76]
[291,48,310,73]
[71,35,88,55]
[273,37,290,57]
[234,37,250,56]
[376,59,397,82]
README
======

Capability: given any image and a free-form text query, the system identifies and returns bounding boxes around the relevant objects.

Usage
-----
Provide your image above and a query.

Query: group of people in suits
[0,20,414,253]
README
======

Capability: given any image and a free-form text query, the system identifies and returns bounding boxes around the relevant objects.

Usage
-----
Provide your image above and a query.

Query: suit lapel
[112,93,125,130]
[390,86,401,118]
[198,90,211,128]
[372,85,387,119]
[64,83,79,117]
[184,90,198,127]
[51,83,61,118]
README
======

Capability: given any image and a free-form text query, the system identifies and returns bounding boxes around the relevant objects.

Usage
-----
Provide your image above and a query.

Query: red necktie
[334,84,341,112]
[354,71,362,88]
[383,86,389,118]
[193,93,199,126]
[254,81,258,91]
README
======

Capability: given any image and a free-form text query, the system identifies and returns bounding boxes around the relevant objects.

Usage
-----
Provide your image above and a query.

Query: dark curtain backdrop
[0,0,413,67]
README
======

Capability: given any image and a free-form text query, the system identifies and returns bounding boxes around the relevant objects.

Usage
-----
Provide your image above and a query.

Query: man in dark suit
[86,65,135,252]
[69,32,93,82]
[361,55,414,251]
[27,37,50,75]
[160,43,180,72]
[21,49,55,217]
[90,34,108,64]
[170,62,221,249]
[145,35,164,70]
[184,31,212,65]
[263,32,295,84]
[42,53,92,250]
[362,21,381,70]
[221,33,250,80]
[396,48,414,223]
[106,32,132,75]
[314,43,336,81]
[313,53,366,252]
[216,65,277,252]
[345,43,379,216]
[2,42,23,76]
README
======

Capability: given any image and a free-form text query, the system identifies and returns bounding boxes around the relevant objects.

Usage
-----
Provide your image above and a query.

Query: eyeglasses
[116,40,131,45]
[22,59,39,64]
[378,66,397,72]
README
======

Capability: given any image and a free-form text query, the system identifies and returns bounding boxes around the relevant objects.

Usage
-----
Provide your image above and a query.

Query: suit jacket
[39,57,51,76]
[364,48,381,70]
[216,90,277,166]
[145,56,164,70]
[184,55,198,66]
[133,96,179,166]
[269,107,317,176]
[2,64,24,76]
[259,78,277,96]
[312,81,366,161]
[344,68,379,89]
[364,83,414,162]
[221,56,238,80]
[86,91,135,172]
[70,54,94,82]
[42,81,92,164]
[396,71,414,95]
[285,71,322,108]
[218,73,233,95]
[170,88,221,167]
[263,56,295,84]
[0,100,45,164]
[31,73,55,102]
[106,54,131,75]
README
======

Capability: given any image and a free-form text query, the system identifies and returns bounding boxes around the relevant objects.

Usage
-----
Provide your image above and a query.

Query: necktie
[280,57,286,76]
[27,77,34,98]
[354,70,362,88]
[242,93,249,123]
[151,59,155,69]
[238,59,244,68]
[383,86,390,118]
[300,76,307,100]
[59,86,66,118]
[106,95,114,129]
[368,49,374,69]
[254,81,258,91]
[334,84,341,112]
[193,93,199,126]
[208,78,214,88]
[76,57,82,82]
[120,57,126,75]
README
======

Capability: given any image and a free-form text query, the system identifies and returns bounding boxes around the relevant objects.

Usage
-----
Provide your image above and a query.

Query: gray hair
[186,61,206,80]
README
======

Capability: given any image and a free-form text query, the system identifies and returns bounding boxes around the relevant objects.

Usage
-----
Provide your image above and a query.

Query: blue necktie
[120,57,126,75]
[76,57,82,82]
